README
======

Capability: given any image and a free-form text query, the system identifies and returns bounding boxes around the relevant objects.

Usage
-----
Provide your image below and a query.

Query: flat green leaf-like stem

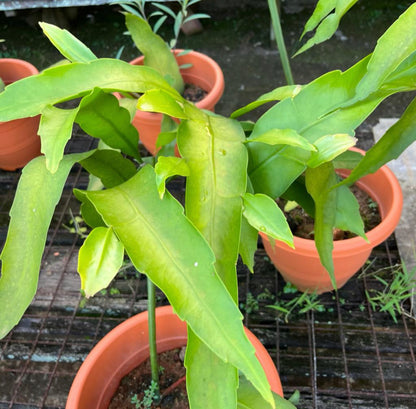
[0,59,177,121]
[0,152,93,339]
[86,165,274,408]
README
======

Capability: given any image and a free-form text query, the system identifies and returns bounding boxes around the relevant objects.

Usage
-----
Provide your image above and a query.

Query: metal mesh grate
[1,132,415,409]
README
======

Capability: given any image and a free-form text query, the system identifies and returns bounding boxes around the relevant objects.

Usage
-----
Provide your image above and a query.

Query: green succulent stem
[267,0,295,85]
[147,278,161,403]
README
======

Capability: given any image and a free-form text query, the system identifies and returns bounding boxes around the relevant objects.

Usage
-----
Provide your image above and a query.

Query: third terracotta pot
[129,50,224,155]
[261,151,403,294]
[66,305,283,409]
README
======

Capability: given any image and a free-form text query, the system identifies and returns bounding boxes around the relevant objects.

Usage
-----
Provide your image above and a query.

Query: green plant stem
[147,278,160,402]
[267,0,295,85]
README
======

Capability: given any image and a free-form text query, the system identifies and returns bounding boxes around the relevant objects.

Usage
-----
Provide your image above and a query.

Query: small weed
[240,289,275,315]
[364,263,416,323]
[131,380,159,409]
[269,283,326,323]
[63,209,88,238]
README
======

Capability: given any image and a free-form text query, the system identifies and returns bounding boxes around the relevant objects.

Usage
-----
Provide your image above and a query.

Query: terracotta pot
[261,149,403,294]
[0,58,41,171]
[129,50,224,155]
[66,305,283,409]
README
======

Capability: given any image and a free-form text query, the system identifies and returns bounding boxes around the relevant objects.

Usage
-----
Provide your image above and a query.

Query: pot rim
[129,49,224,117]
[260,148,403,255]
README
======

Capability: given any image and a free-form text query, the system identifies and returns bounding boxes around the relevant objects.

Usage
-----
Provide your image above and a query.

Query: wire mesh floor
[0,132,415,409]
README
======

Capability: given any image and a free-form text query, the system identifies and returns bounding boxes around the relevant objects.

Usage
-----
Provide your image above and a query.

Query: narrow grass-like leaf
[0,152,94,339]
[78,227,124,297]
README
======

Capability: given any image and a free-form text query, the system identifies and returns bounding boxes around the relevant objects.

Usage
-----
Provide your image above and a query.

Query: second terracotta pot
[0,58,41,171]
[129,50,224,155]
[261,154,403,294]
[66,305,283,409]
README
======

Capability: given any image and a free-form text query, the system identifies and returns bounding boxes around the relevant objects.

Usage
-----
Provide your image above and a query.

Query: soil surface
[280,184,381,240]
[109,348,188,409]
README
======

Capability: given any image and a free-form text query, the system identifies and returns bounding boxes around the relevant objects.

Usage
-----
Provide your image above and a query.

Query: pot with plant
[0,18,296,409]
[0,58,41,171]
[231,0,415,293]
[114,0,224,155]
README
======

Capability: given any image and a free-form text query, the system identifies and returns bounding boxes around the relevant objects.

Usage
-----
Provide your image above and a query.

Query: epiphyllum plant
[0,17,294,409]
[235,2,416,288]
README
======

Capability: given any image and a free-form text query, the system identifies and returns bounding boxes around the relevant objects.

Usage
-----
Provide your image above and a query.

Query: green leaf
[0,59,176,121]
[237,375,296,409]
[78,227,124,298]
[178,114,248,300]
[307,133,356,168]
[239,216,259,273]
[356,2,416,100]
[0,152,94,339]
[305,163,338,288]
[39,105,79,173]
[342,96,416,186]
[333,185,366,240]
[154,156,189,198]
[73,189,106,229]
[86,166,274,408]
[76,89,141,160]
[231,85,302,119]
[79,149,137,188]
[185,329,238,409]
[242,193,293,248]
[332,150,363,170]
[125,13,184,93]
[137,89,188,119]
[247,129,316,152]
[179,113,252,409]
[295,0,359,56]
[39,22,97,63]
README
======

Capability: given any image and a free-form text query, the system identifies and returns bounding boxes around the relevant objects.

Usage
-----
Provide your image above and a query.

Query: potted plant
[232,0,416,293]
[114,0,224,155]
[0,58,41,171]
[0,17,295,409]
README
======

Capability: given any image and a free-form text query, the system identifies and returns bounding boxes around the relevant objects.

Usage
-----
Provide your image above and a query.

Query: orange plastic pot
[66,305,283,409]
[129,50,224,155]
[261,149,403,294]
[0,58,41,171]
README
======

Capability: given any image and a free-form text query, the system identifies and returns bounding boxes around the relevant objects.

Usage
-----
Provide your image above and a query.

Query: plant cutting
[0,17,295,409]
[0,58,41,171]
[232,0,416,293]
[113,0,224,155]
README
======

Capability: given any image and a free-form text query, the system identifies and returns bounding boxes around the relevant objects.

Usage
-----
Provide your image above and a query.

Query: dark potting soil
[280,185,382,240]
[109,348,188,409]
[183,83,207,103]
